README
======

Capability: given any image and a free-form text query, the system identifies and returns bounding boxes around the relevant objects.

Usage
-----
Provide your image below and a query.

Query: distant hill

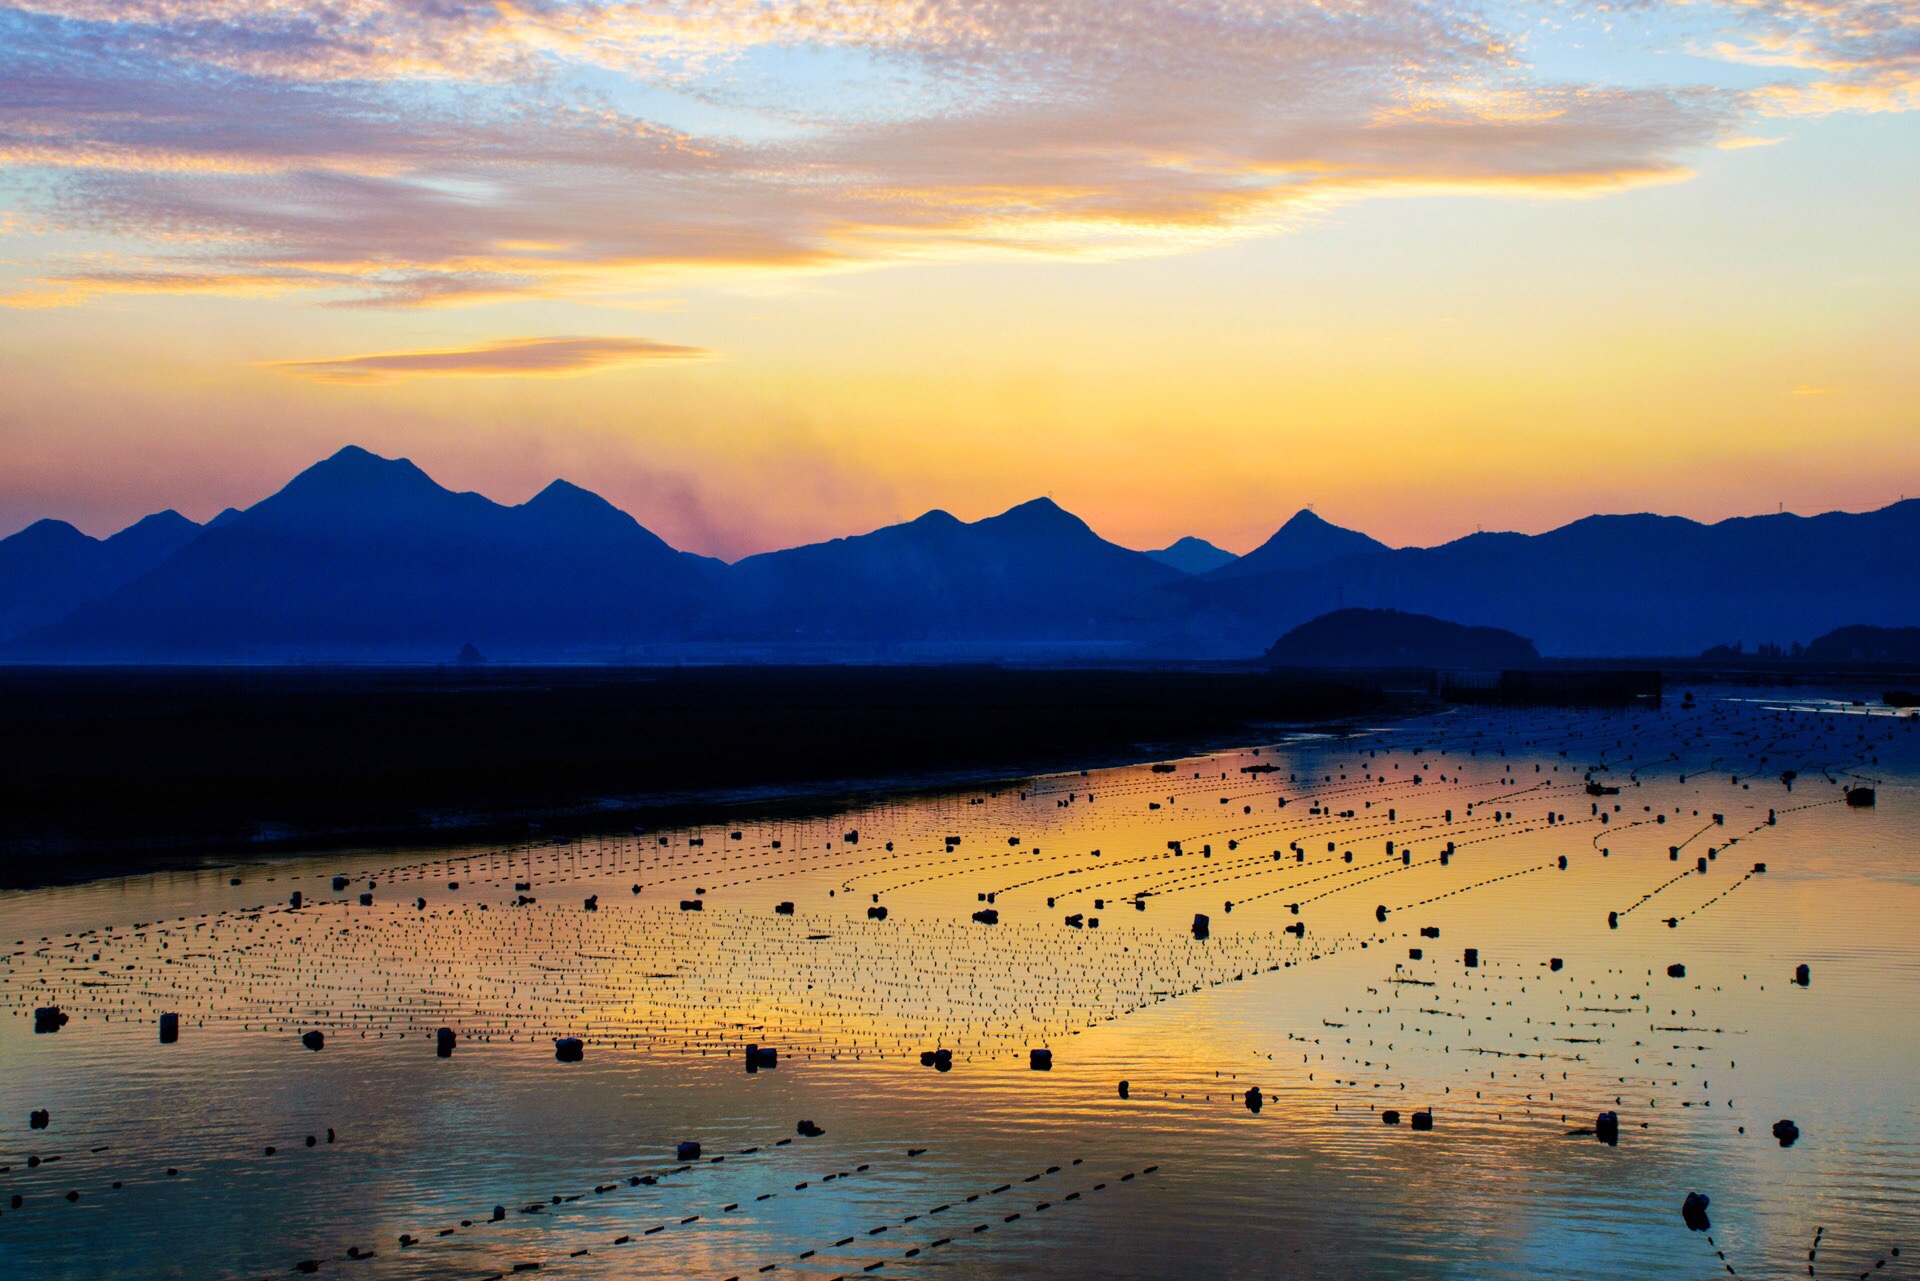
[1205,510,1389,580]
[12,447,725,661]
[1802,624,1920,664]
[0,510,201,642]
[1266,608,1538,668]
[1144,536,1237,575]
[723,498,1182,644]
[1146,503,1920,658]
[4,445,1917,661]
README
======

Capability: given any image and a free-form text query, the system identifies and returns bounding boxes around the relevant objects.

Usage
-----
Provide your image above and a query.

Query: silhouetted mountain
[6,446,1918,662]
[1206,510,1389,580]
[1266,608,1537,668]
[1144,536,1237,575]
[1802,624,1920,664]
[0,509,200,642]
[13,447,724,661]
[1150,502,1920,657]
[722,497,1183,644]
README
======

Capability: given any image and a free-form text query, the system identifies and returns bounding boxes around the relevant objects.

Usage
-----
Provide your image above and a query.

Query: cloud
[1700,0,1920,115]
[265,335,710,383]
[0,0,1899,308]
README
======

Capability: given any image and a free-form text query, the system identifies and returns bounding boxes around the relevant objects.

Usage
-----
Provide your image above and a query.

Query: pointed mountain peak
[110,509,198,541]
[262,446,450,517]
[525,477,619,513]
[294,445,437,491]
[1208,508,1388,579]
[980,496,1091,536]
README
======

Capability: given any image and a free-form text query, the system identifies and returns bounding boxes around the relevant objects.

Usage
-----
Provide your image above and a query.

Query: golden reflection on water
[1,691,1915,1279]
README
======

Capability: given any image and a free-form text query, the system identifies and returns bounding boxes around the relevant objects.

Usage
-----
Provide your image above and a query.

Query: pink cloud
[265,335,710,382]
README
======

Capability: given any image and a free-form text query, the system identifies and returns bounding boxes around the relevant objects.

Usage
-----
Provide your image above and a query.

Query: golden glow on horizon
[0,0,1916,554]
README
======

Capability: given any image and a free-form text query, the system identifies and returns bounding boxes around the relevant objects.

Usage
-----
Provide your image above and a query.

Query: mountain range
[3,445,1915,662]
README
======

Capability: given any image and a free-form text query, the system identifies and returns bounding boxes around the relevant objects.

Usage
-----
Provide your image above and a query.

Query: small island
[1266,607,1539,668]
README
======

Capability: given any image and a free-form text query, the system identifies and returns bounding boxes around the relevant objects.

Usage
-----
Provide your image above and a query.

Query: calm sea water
[2,688,1915,1280]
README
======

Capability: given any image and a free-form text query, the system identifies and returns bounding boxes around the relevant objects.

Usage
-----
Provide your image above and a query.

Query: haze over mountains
[2,445,1915,662]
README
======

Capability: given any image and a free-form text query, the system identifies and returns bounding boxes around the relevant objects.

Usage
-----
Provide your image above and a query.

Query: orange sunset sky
[2,0,1916,557]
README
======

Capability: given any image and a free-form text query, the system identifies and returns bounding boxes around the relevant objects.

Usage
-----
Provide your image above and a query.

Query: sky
[2,0,1916,559]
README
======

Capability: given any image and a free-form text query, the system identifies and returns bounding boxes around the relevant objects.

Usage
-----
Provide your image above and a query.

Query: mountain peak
[1209,509,1388,579]
[3,518,91,552]
[294,445,438,492]
[255,445,452,526]
[525,477,618,513]
[109,509,197,542]
[980,496,1090,537]
[1145,536,1238,575]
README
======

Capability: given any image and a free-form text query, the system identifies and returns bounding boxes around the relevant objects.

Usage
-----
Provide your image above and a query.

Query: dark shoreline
[0,664,1412,890]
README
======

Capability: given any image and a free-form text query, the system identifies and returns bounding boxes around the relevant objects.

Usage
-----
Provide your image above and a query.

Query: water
[2,688,1915,1279]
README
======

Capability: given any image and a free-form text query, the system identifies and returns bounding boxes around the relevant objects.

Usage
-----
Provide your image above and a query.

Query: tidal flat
[1,689,1914,1279]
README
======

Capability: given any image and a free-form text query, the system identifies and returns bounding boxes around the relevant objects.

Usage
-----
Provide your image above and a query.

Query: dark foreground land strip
[0,664,1405,887]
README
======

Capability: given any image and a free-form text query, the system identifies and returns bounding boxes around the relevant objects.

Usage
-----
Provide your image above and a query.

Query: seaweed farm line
[1,688,1916,1280]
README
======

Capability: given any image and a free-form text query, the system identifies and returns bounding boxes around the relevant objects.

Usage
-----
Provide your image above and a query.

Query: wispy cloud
[0,0,1907,308]
[265,335,710,383]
